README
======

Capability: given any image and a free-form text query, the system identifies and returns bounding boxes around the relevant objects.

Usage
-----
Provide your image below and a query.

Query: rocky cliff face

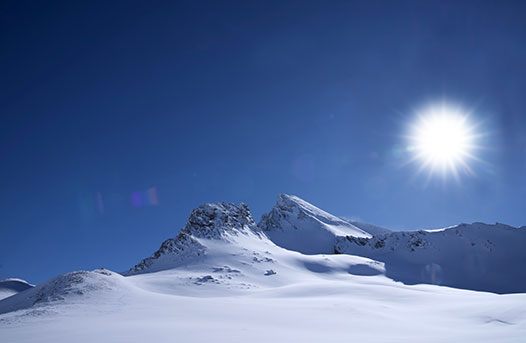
[181,202,257,239]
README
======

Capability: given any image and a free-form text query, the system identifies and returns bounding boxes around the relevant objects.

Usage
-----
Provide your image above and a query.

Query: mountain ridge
[121,193,525,293]
[335,222,526,293]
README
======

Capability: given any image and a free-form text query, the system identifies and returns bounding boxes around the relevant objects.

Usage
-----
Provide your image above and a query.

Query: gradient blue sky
[1,0,525,283]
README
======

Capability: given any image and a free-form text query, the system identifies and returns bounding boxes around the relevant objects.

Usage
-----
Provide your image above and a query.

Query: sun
[407,103,480,178]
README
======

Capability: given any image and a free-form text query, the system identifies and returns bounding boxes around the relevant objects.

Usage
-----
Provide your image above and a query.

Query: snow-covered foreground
[1,194,525,342]
[1,268,525,343]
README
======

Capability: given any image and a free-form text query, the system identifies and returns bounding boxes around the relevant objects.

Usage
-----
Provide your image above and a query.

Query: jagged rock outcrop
[126,202,260,275]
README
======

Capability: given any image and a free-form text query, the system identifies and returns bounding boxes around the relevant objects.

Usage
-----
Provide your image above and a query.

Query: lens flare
[131,187,159,207]
[406,102,483,179]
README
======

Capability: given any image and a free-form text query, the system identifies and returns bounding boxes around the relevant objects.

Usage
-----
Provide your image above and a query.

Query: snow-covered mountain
[1,194,525,342]
[258,194,373,254]
[121,194,526,294]
[0,278,34,301]
[121,199,384,295]
[335,222,526,293]
[1,198,386,313]
[125,202,261,275]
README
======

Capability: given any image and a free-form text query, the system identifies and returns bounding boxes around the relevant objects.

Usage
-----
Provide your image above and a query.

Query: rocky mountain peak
[181,202,257,239]
[125,202,258,275]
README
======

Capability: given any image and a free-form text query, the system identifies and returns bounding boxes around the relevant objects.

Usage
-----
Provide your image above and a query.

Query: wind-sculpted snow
[126,202,261,275]
[335,223,526,293]
[0,278,34,300]
[258,194,371,254]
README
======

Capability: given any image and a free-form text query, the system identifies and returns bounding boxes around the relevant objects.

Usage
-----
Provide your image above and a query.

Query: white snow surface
[1,195,525,342]
[0,278,34,301]
[258,194,371,254]
[349,220,391,236]
[335,222,526,293]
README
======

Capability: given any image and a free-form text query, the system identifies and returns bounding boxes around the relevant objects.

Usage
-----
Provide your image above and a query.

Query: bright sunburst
[407,103,481,178]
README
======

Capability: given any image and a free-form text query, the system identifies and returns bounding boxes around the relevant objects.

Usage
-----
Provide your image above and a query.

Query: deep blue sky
[1,0,525,283]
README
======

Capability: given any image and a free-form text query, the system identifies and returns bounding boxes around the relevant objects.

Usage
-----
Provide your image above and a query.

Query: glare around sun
[407,103,480,178]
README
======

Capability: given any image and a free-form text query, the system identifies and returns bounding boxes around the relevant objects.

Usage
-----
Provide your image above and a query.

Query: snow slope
[0,269,126,315]
[335,222,526,293]
[1,267,525,343]
[258,194,371,254]
[0,278,34,301]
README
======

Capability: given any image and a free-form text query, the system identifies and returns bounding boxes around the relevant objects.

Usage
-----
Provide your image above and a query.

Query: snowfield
[1,194,525,342]
[1,270,525,343]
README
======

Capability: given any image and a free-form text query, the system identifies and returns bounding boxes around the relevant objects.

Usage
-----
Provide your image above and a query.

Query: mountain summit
[126,202,261,275]
[258,194,372,254]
